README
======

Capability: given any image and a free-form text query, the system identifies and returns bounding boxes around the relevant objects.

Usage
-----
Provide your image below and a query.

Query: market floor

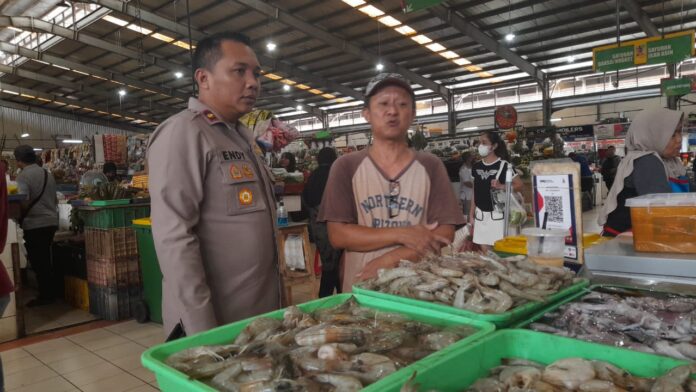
[0,282,317,392]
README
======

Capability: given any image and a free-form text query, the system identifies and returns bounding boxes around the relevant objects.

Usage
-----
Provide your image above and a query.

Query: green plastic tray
[141,294,495,392]
[377,329,691,392]
[353,278,589,327]
[89,199,131,207]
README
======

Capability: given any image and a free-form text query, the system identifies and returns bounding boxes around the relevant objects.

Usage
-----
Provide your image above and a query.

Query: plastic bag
[491,189,527,226]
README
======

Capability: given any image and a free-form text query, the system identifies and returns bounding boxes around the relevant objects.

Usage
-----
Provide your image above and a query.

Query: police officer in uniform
[148,32,280,338]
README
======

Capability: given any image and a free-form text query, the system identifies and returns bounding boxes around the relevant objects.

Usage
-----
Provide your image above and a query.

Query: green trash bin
[133,218,163,324]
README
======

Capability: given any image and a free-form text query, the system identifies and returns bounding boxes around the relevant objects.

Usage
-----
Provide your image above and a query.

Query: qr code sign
[545,196,564,223]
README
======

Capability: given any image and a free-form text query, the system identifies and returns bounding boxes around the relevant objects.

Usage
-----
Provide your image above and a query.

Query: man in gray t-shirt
[14,145,58,307]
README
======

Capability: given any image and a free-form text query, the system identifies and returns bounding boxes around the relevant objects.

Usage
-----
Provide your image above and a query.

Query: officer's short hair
[193,32,252,72]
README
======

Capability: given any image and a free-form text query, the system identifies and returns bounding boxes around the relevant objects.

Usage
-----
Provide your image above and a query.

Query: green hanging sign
[594,46,635,73]
[646,34,694,65]
[661,78,694,96]
[593,30,695,72]
[401,0,445,13]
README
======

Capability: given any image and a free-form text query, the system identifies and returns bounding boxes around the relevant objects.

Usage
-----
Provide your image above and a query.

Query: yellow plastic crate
[494,233,607,255]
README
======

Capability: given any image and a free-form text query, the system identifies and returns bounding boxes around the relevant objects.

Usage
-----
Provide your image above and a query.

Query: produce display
[165,297,477,391]
[529,289,696,361]
[407,358,696,392]
[359,253,578,314]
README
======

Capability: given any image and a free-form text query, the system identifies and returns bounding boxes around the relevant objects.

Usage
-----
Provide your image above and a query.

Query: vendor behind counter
[599,108,689,236]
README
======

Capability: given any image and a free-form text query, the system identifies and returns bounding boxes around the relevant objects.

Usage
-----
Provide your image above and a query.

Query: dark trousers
[319,268,341,298]
[24,226,57,300]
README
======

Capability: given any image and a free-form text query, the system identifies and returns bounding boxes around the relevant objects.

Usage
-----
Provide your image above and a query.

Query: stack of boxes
[84,206,149,320]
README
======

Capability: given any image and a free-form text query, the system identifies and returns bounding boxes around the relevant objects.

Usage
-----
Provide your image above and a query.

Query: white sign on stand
[531,160,584,264]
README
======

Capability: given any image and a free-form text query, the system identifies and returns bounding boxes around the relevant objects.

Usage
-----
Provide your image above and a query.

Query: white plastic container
[522,228,567,267]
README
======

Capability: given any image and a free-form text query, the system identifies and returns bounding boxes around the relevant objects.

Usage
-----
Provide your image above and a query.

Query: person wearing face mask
[148,32,280,338]
[598,108,687,236]
[469,131,523,250]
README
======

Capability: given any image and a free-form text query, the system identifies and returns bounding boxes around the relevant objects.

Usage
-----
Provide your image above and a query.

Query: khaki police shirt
[148,97,280,336]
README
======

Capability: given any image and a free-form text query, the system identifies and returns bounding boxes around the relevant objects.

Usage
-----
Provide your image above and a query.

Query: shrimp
[499,281,546,303]
[430,264,464,278]
[578,380,629,392]
[651,364,696,392]
[351,353,398,384]
[209,362,243,391]
[238,379,304,392]
[414,278,449,292]
[376,267,418,284]
[295,325,366,346]
[468,377,504,391]
[313,374,363,391]
[478,285,513,313]
[235,318,283,345]
[498,365,541,389]
[542,358,596,390]
[419,331,460,351]
[317,344,350,361]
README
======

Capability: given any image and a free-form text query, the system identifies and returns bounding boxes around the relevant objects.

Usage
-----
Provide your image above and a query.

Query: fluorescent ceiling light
[551,118,562,122]
[358,5,384,18]
[33,148,42,151]
[342,0,365,6]
[376,63,384,71]
[20,133,29,138]
[567,55,576,63]
[295,84,310,90]
[477,72,494,78]
[454,58,471,66]
[463,126,478,131]
[411,35,432,45]
[378,15,401,27]
[126,24,152,35]
[283,84,291,91]
[296,105,303,111]
[264,73,283,80]
[103,15,128,26]
[63,139,83,144]
[118,89,126,96]
[174,71,183,79]
[395,25,416,36]
[505,33,515,42]
[465,65,483,72]
[266,42,277,51]
[308,89,323,94]
[439,51,459,59]
[426,43,446,52]
[151,32,174,43]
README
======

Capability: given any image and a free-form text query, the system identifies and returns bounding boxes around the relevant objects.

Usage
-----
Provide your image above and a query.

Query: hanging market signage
[661,77,696,96]
[593,30,695,73]
[401,0,445,13]
[594,123,629,140]
[556,125,594,141]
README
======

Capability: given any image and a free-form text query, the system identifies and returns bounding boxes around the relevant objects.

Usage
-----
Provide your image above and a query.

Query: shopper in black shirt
[469,131,523,250]
[302,148,342,297]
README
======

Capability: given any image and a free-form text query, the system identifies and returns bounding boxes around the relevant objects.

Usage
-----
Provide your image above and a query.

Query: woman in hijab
[598,108,687,236]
